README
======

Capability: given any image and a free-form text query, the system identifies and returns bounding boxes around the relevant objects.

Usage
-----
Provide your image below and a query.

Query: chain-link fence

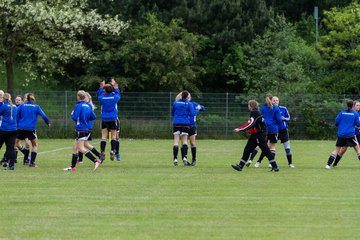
[11,90,359,139]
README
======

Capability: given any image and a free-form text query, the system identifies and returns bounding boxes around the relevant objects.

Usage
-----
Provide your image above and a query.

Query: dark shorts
[76,131,91,141]
[278,129,289,143]
[87,130,93,141]
[101,120,117,130]
[173,125,190,136]
[267,133,278,144]
[17,129,37,140]
[336,136,358,147]
[188,126,197,137]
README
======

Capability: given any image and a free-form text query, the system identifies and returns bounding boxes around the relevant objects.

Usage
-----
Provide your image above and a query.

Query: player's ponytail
[346,100,353,112]
[27,93,35,102]
[265,93,273,109]
[85,92,96,110]
[3,93,13,120]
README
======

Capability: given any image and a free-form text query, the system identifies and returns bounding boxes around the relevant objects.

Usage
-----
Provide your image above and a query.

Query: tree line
[1,0,359,94]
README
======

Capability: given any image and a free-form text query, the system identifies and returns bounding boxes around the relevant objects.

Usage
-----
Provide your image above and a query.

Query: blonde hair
[26,93,36,102]
[85,92,96,110]
[77,90,86,100]
[175,92,182,101]
[3,93,13,120]
[265,93,273,109]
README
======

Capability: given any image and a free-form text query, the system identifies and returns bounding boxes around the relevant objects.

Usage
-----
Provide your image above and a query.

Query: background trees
[0,0,358,94]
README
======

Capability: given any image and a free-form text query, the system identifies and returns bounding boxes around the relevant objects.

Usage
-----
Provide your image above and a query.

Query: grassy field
[1,139,360,239]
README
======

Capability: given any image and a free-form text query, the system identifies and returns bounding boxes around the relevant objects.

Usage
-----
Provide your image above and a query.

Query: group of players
[1,85,359,172]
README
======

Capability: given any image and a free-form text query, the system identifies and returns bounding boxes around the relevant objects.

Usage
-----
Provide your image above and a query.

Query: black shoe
[191,160,196,166]
[231,164,243,171]
[269,167,279,172]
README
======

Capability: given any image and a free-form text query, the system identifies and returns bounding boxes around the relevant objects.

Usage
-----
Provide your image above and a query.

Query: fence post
[65,91,68,129]
[225,92,229,137]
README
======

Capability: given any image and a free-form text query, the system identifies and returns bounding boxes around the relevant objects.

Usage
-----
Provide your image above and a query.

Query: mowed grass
[1,139,360,240]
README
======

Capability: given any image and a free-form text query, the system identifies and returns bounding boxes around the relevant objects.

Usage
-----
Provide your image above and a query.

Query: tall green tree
[242,16,324,93]
[0,0,128,91]
[317,2,360,93]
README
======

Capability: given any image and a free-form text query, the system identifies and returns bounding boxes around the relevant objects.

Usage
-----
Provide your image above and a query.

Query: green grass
[1,139,360,239]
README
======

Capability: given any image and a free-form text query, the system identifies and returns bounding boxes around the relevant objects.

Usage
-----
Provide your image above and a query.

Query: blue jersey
[171,98,195,125]
[71,101,96,131]
[335,109,360,138]
[0,102,17,131]
[190,102,205,127]
[355,111,360,135]
[278,105,290,131]
[260,103,282,134]
[97,88,121,121]
[17,101,49,131]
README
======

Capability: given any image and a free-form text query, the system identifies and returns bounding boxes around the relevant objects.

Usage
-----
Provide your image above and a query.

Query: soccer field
[1,139,360,239]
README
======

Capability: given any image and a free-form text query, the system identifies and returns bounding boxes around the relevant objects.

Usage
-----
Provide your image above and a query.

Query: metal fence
[11,90,359,139]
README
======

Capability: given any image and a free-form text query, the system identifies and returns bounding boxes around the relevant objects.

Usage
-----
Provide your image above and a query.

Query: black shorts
[17,129,37,140]
[101,120,117,130]
[87,130,93,141]
[336,136,358,147]
[75,131,91,141]
[278,129,289,143]
[356,134,360,143]
[267,133,278,144]
[188,126,197,137]
[173,125,190,136]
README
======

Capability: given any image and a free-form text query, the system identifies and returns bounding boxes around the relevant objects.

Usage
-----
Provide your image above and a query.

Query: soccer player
[97,80,121,162]
[231,100,279,172]
[272,96,294,168]
[171,90,195,166]
[327,101,360,168]
[64,91,101,171]
[77,92,102,164]
[253,93,282,168]
[0,93,18,170]
[16,93,51,167]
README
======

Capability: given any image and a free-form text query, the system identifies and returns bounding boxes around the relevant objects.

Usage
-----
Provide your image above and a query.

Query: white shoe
[268,164,272,168]
[93,159,101,171]
[325,165,331,169]
[288,164,295,168]
[183,157,190,166]
[63,166,72,171]
[173,158,178,166]
[254,162,260,168]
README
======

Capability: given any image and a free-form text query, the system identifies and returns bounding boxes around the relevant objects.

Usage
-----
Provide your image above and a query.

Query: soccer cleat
[23,159,30,165]
[268,164,272,168]
[183,157,191,166]
[63,166,76,171]
[101,152,105,162]
[173,158,178,166]
[288,164,295,168]
[93,159,101,171]
[254,162,261,168]
[245,160,252,167]
[191,160,196,166]
[231,164,243,171]
[325,165,331,169]
[110,151,115,161]
[269,167,279,172]
[115,153,121,161]
[6,166,15,171]
[29,163,38,167]
[2,161,8,167]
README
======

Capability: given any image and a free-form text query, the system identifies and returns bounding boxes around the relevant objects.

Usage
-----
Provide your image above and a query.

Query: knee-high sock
[173,145,179,160]
[181,144,188,160]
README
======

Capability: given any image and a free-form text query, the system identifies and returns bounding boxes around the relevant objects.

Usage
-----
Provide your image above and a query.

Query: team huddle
[0,86,359,172]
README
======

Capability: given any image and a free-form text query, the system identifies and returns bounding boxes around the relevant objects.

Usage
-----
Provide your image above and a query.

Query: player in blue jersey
[326,100,360,168]
[0,93,18,170]
[64,91,101,171]
[16,93,50,167]
[252,94,282,168]
[76,92,101,164]
[97,80,121,162]
[171,91,196,166]
[231,100,279,172]
[325,100,360,169]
